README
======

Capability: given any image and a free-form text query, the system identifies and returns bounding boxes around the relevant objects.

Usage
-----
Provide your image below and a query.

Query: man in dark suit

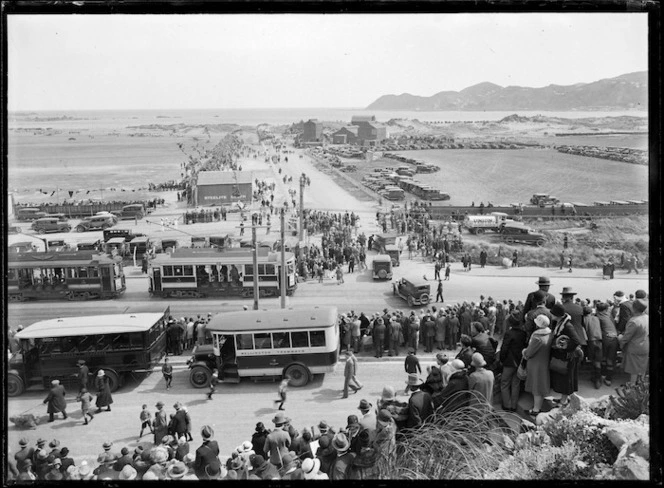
[194,425,220,480]
[522,277,555,319]
[43,380,67,422]
[77,360,89,393]
[171,402,189,440]
[613,290,634,334]
[560,286,586,350]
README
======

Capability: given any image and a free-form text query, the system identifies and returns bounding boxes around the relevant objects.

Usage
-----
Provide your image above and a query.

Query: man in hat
[15,438,35,473]
[405,374,434,430]
[613,290,634,334]
[48,439,61,459]
[342,350,362,398]
[524,290,554,340]
[523,277,556,319]
[171,402,188,440]
[302,457,328,480]
[194,425,221,480]
[468,352,495,406]
[264,412,291,469]
[635,289,648,314]
[162,358,173,390]
[561,286,586,353]
[618,298,649,384]
[329,433,356,480]
[403,348,422,394]
[357,399,377,440]
[43,379,67,422]
[153,401,169,445]
[388,315,402,357]
[372,317,386,358]
[77,360,89,392]
[250,454,280,480]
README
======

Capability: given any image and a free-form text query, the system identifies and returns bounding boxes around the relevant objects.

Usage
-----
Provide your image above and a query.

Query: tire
[190,365,212,388]
[76,226,85,233]
[407,295,414,307]
[476,228,485,235]
[535,239,545,247]
[103,369,121,392]
[505,237,515,244]
[378,269,387,279]
[284,364,310,387]
[8,373,25,397]
[38,228,46,235]
[419,293,430,304]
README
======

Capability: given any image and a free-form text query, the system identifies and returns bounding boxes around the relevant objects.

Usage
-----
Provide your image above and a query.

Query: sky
[7,13,648,111]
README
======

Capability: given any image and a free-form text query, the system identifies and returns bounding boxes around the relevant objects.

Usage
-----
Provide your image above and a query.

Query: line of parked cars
[20,204,147,234]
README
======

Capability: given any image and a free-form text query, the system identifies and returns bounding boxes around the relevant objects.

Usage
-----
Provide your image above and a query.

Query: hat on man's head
[560,287,577,296]
[506,312,521,328]
[633,299,648,313]
[318,420,329,432]
[77,360,86,365]
[583,306,593,316]
[255,422,266,432]
[102,441,113,450]
[332,433,350,453]
[406,373,423,387]
[471,352,487,368]
[201,425,214,439]
[37,438,46,446]
[134,445,144,456]
[358,429,371,448]
[19,438,28,447]
[250,454,266,469]
[346,415,359,427]
[635,289,647,299]
[377,409,392,425]
[229,456,244,471]
[272,411,290,426]
[614,290,625,298]
[536,277,551,286]
[149,446,169,464]
[142,470,160,481]
[357,399,372,411]
[51,380,59,386]
[155,401,164,408]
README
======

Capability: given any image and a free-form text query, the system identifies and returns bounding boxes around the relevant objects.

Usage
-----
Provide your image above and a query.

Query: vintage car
[112,204,146,220]
[372,254,393,280]
[76,215,116,232]
[501,223,546,246]
[393,278,431,307]
[31,217,72,234]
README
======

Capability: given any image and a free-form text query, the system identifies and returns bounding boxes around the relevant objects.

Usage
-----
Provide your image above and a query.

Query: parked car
[393,278,431,307]
[16,208,47,221]
[95,211,119,225]
[112,204,146,220]
[76,215,116,232]
[31,217,72,234]
[372,255,393,280]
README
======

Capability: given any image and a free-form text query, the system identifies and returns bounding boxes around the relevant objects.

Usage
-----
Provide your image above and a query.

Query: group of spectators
[182,207,228,225]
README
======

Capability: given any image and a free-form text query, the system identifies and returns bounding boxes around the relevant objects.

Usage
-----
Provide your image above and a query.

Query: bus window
[310,330,326,347]
[163,266,173,276]
[291,331,309,348]
[38,338,62,355]
[173,266,183,276]
[245,265,254,281]
[78,267,89,278]
[254,333,272,349]
[272,332,291,349]
[78,335,94,351]
[61,337,79,353]
[112,334,131,350]
[236,333,254,350]
[183,266,194,276]
[88,267,99,278]
[129,333,144,348]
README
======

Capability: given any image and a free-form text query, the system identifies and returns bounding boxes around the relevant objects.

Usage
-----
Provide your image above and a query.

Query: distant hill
[366,72,647,111]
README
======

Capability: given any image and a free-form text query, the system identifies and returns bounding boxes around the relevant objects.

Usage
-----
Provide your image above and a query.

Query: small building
[194,171,253,206]
[332,126,359,144]
[302,119,323,143]
[357,121,387,146]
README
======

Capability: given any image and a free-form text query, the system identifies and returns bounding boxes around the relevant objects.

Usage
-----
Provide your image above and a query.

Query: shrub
[542,411,619,466]
[609,377,649,420]
[488,441,592,480]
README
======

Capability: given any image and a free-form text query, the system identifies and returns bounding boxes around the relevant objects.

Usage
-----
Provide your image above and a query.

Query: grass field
[366,148,648,206]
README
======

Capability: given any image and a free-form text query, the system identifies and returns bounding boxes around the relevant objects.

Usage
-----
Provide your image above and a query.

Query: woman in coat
[499,312,527,412]
[455,335,474,368]
[94,370,113,413]
[522,315,552,416]
[549,302,583,407]
[432,360,469,412]
[619,299,649,384]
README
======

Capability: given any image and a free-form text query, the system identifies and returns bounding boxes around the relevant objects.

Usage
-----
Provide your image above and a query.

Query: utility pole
[252,224,259,310]
[280,208,286,309]
[299,173,306,242]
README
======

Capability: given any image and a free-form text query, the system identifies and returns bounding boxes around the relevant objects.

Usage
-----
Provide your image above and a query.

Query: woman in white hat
[302,457,328,480]
[468,352,494,406]
[94,370,113,413]
[522,314,553,416]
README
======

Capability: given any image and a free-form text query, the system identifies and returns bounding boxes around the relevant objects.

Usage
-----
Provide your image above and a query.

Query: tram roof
[150,247,294,264]
[16,313,166,339]
[207,306,338,332]
[7,251,115,265]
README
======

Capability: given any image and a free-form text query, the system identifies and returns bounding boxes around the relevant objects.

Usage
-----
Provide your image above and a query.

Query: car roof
[373,254,392,262]
[106,237,127,244]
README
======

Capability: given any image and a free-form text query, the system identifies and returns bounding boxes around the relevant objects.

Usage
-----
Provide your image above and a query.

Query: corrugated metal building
[194,171,253,206]
[357,121,387,146]
[332,126,359,144]
[302,119,323,142]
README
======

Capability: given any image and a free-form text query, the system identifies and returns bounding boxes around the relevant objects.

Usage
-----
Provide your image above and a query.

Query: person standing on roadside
[153,401,168,445]
[403,348,421,394]
[342,351,362,398]
[77,360,89,393]
[162,358,173,390]
[372,318,386,358]
[435,280,444,303]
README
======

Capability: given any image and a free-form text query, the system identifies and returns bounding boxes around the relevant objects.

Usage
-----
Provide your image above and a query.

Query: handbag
[516,358,528,381]
[549,356,569,374]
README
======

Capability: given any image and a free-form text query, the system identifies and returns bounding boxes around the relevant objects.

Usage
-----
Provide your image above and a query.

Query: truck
[530,193,560,207]
[463,212,514,234]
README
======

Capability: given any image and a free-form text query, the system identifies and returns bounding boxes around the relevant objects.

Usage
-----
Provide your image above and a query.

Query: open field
[363,148,648,205]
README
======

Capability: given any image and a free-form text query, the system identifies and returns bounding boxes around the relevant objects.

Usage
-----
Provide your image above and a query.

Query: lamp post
[280,208,286,309]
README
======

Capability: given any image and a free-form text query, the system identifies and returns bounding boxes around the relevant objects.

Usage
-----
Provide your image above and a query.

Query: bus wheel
[8,373,25,397]
[189,366,211,388]
[103,369,121,392]
[284,364,310,387]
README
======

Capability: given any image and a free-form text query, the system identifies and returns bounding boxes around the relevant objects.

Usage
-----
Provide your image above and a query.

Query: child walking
[162,358,173,390]
[138,404,153,440]
[274,377,290,410]
[207,372,218,400]
[76,388,95,425]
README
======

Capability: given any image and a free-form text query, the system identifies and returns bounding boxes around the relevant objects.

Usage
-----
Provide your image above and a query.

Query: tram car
[7,251,126,302]
[148,247,297,299]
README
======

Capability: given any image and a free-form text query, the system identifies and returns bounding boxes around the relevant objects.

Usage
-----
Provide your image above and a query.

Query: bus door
[152,268,162,292]
[101,266,112,292]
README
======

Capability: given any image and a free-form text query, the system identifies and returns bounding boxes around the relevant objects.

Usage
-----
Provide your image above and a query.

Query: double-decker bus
[7,251,126,302]
[187,306,339,388]
[148,247,297,299]
[8,309,170,396]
